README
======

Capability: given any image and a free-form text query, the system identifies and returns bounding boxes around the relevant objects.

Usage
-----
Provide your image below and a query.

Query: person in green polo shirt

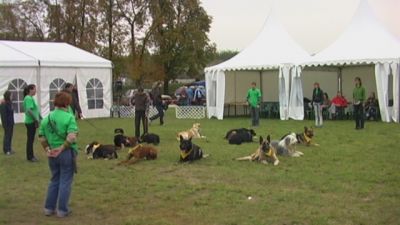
[353,77,366,130]
[23,84,41,162]
[39,91,78,218]
[247,82,262,127]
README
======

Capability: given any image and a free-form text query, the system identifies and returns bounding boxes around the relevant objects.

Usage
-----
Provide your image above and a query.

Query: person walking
[246,82,262,127]
[149,82,164,125]
[38,91,78,218]
[353,77,366,129]
[134,87,150,138]
[0,91,15,155]
[23,84,41,162]
[312,82,324,127]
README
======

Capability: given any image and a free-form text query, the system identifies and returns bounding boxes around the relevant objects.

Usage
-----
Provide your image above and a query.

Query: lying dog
[177,123,206,141]
[226,128,256,145]
[114,128,138,148]
[140,133,160,145]
[235,135,279,166]
[179,136,208,162]
[281,126,319,147]
[118,144,158,165]
[86,141,118,159]
[272,132,303,157]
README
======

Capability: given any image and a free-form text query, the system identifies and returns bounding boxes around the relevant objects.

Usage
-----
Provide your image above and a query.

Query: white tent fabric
[390,63,400,122]
[302,0,400,123]
[278,66,290,120]
[0,41,113,123]
[288,66,304,120]
[205,8,311,119]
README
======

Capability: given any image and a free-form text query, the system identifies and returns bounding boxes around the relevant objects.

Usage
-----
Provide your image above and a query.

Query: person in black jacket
[0,91,15,155]
[134,87,150,138]
[149,82,164,125]
[64,83,83,119]
[312,82,324,127]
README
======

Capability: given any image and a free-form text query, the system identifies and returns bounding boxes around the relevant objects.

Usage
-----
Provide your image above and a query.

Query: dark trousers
[2,124,13,154]
[150,104,164,124]
[25,123,37,160]
[354,104,364,129]
[250,106,260,126]
[135,110,148,138]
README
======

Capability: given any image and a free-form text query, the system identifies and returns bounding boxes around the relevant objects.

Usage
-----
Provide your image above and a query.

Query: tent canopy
[0,42,38,67]
[0,41,112,68]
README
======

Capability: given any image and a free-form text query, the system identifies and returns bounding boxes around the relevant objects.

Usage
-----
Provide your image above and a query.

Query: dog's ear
[266,135,271,143]
[259,136,263,145]
[304,126,308,132]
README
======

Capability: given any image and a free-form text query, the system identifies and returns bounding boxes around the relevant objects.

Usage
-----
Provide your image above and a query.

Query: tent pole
[338,67,343,93]
[259,71,263,100]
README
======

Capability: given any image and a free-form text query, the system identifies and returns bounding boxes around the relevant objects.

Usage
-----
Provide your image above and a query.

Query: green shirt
[247,88,262,107]
[353,86,366,102]
[39,109,79,153]
[23,95,40,124]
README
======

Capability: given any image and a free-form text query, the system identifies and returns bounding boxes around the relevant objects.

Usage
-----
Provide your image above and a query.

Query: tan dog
[177,123,206,140]
[118,144,158,165]
[235,135,279,166]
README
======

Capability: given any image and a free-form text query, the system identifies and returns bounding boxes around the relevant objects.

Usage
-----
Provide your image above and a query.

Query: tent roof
[0,41,112,68]
[205,8,311,72]
[303,0,400,67]
[0,42,38,67]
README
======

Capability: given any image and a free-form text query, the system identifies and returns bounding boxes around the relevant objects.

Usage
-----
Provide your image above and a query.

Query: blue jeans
[313,103,323,127]
[2,124,13,153]
[44,149,75,215]
[250,106,260,126]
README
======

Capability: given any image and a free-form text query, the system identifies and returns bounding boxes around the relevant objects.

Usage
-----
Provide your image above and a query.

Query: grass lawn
[0,110,399,225]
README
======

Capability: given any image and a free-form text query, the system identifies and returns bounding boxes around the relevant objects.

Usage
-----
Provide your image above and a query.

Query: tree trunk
[163,77,169,95]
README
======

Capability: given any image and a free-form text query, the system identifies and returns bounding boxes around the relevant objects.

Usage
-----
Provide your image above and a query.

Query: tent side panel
[301,70,339,100]
[261,70,279,102]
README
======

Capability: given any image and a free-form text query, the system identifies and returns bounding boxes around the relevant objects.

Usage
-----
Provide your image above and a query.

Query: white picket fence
[111,105,206,119]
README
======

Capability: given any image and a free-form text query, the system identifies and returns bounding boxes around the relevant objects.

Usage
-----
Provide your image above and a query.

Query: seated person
[330,91,348,119]
[365,92,379,121]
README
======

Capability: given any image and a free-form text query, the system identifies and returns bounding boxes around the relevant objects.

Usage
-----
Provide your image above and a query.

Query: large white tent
[302,0,400,122]
[205,8,311,120]
[0,41,113,123]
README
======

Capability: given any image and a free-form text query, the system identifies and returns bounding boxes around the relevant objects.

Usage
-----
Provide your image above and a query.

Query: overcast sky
[200,0,400,54]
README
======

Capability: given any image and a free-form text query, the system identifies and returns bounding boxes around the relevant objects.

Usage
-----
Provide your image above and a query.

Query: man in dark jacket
[149,82,164,125]
[0,91,15,155]
[134,87,150,138]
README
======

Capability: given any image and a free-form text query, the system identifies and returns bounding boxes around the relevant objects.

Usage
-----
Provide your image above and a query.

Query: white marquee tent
[205,8,311,120]
[302,0,400,122]
[0,41,113,123]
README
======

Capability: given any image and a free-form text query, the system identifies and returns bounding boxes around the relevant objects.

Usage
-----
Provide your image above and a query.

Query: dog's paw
[203,154,210,158]
[273,160,280,166]
[314,143,320,147]
[297,151,304,156]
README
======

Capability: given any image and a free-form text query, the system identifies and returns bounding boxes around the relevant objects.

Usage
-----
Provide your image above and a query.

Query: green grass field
[1,110,399,225]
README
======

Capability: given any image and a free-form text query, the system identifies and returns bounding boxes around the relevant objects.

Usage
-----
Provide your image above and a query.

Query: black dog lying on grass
[140,133,160,145]
[114,128,138,148]
[179,136,208,162]
[86,141,118,159]
[225,128,256,145]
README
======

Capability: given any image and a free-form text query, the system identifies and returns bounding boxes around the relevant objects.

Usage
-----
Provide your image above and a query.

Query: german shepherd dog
[86,141,118,159]
[272,132,303,157]
[114,128,138,148]
[177,123,206,141]
[225,128,256,145]
[281,126,319,147]
[140,133,160,145]
[179,136,208,162]
[118,144,158,165]
[235,135,279,166]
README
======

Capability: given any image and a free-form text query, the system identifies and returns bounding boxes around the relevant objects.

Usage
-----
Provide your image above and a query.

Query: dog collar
[303,133,312,144]
[92,144,101,153]
[180,149,193,159]
[128,144,142,154]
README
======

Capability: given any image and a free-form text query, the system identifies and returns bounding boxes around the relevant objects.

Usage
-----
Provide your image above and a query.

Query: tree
[149,0,215,93]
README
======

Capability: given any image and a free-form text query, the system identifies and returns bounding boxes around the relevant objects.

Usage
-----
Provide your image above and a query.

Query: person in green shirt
[23,84,41,162]
[247,82,262,126]
[353,77,366,130]
[38,91,78,218]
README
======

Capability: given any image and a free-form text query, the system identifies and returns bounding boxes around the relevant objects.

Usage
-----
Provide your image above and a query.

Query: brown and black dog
[281,126,319,147]
[235,135,279,166]
[118,144,158,165]
[86,141,118,159]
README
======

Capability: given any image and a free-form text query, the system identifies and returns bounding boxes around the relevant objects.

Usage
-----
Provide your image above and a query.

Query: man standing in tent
[247,82,262,127]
